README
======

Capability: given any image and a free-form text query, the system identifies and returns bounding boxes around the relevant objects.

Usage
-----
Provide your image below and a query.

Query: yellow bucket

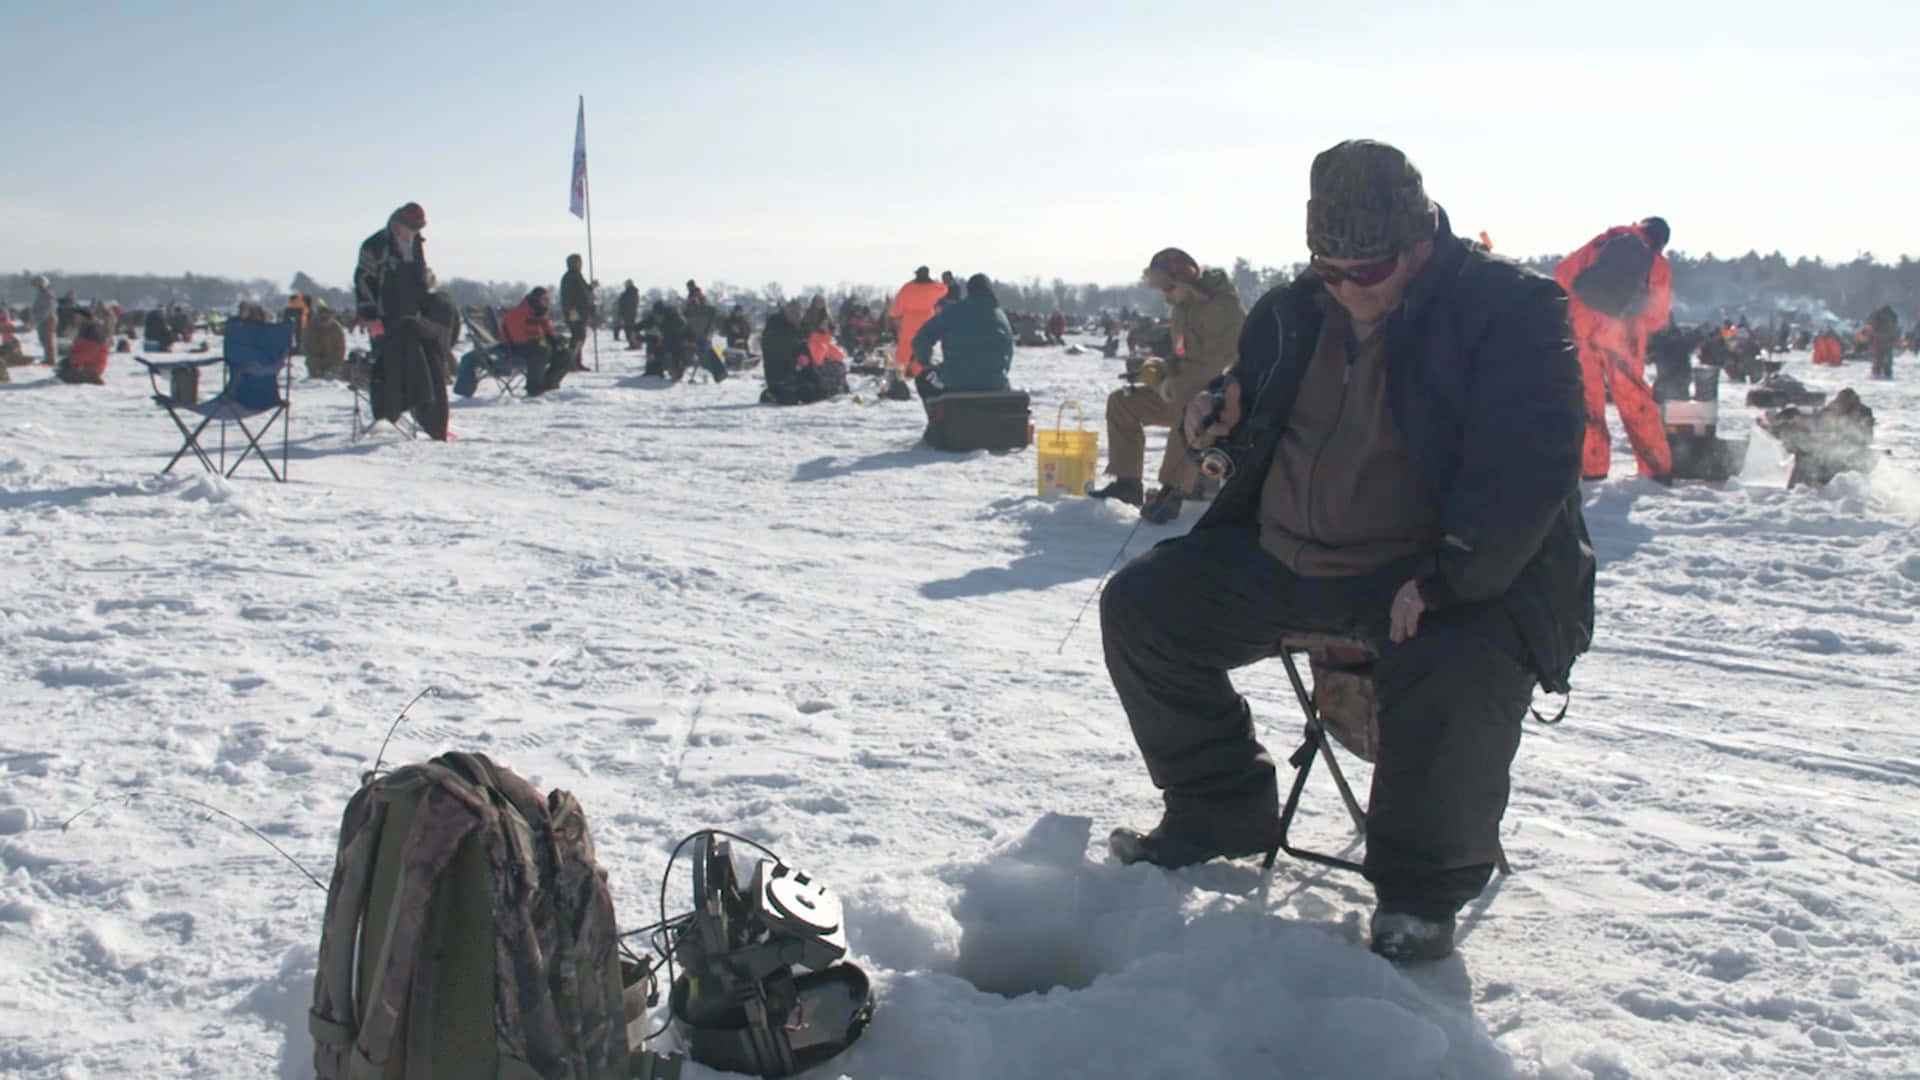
[1036,399,1099,497]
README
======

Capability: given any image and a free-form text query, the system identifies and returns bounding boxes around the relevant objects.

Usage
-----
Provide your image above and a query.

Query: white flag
[569,97,588,220]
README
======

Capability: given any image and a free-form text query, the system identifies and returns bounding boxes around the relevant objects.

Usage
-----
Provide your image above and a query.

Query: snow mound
[823,816,1509,1079]
[178,473,238,503]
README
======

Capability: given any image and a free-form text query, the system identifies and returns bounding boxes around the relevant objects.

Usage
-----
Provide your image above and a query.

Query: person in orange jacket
[497,286,566,396]
[1554,217,1673,481]
[888,266,945,379]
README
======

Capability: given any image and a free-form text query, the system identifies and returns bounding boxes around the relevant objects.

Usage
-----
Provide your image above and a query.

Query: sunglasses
[1311,253,1400,288]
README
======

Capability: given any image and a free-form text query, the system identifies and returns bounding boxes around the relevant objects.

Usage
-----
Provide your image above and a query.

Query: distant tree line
[1517,250,1920,328]
[9,250,1917,328]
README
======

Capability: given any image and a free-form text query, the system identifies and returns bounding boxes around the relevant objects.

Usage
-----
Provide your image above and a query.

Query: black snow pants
[1100,525,1534,917]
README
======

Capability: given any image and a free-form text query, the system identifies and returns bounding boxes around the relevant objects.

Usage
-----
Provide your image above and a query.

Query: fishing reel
[1190,375,1237,483]
[665,834,874,1078]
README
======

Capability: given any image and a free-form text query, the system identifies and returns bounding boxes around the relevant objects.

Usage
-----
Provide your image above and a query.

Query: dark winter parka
[1198,209,1594,693]
[560,269,595,326]
[911,289,1013,393]
[761,309,808,390]
[354,227,430,322]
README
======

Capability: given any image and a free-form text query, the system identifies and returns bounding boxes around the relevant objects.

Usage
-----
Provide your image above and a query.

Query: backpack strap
[352,771,494,1078]
[430,753,576,1074]
[310,784,388,1079]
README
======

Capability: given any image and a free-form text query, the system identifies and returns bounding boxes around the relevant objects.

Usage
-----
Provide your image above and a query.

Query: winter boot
[1108,813,1281,869]
[1087,476,1145,506]
[1109,770,1282,870]
[1140,486,1185,524]
[1368,910,1456,965]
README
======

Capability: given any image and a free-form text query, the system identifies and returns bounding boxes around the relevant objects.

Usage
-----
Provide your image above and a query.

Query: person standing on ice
[1089,247,1244,523]
[888,266,945,380]
[560,254,596,372]
[1554,216,1673,481]
[1100,140,1592,965]
[1866,305,1898,380]
[353,202,450,439]
[683,280,717,364]
[615,280,641,347]
[28,275,56,367]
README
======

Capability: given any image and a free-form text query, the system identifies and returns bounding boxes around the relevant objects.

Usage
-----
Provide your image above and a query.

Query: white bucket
[1662,399,1717,436]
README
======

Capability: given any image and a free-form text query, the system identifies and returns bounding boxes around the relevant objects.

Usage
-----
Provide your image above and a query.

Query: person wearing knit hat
[353,201,450,439]
[1101,139,1590,966]
[1089,246,1244,520]
[354,201,433,325]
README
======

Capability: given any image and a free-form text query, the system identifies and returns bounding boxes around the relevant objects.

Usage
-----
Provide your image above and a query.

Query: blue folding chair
[140,318,296,482]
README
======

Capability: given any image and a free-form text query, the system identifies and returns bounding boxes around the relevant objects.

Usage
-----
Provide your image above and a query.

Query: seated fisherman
[759,299,811,404]
[457,287,562,398]
[145,306,178,351]
[1090,247,1245,522]
[795,322,849,401]
[57,315,110,384]
[498,287,567,397]
[304,305,348,379]
[1099,141,1593,965]
[910,273,1013,402]
[723,304,753,351]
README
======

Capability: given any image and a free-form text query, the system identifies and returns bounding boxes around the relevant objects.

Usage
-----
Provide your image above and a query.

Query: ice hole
[950,859,1108,996]
[946,814,1133,998]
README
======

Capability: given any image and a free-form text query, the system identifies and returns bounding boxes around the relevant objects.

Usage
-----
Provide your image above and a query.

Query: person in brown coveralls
[1090,247,1245,523]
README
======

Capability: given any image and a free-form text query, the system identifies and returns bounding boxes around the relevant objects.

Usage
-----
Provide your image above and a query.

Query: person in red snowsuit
[1554,217,1672,480]
[888,267,945,379]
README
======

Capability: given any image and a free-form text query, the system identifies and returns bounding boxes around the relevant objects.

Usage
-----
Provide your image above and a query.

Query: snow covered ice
[2,336,1917,1078]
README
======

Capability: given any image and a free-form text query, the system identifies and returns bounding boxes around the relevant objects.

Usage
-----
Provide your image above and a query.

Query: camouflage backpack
[309,752,644,1080]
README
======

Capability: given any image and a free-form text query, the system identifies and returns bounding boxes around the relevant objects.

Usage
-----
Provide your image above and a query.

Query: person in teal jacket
[911,273,1013,396]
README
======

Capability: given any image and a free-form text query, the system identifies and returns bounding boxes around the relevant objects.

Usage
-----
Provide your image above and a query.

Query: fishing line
[61,792,327,892]
[1056,513,1147,655]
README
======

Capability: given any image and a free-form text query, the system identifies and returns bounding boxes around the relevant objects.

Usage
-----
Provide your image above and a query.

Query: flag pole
[580,97,599,373]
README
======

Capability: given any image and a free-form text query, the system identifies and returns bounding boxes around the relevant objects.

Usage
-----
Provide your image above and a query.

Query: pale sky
[5,0,1915,293]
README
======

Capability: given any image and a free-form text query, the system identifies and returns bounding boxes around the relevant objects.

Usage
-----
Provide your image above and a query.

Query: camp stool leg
[1264,646,1367,875]
[1261,643,1513,878]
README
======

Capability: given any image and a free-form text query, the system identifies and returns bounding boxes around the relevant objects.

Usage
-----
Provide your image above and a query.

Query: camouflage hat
[1306,140,1434,260]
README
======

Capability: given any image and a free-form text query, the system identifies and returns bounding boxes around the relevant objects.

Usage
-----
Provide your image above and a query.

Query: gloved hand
[1134,357,1166,394]
[1183,374,1240,448]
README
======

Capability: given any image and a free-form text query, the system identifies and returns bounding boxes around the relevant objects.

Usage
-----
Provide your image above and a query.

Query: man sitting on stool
[1099,141,1593,965]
